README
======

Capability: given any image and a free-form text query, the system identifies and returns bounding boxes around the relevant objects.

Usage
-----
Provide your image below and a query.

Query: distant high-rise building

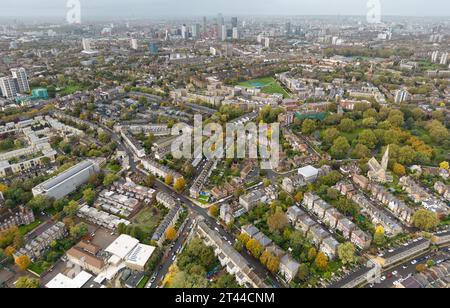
[203,16,207,35]
[0,77,17,98]
[264,37,270,48]
[285,22,292,35]
[11,68,29,94]
[181,24,188,39]
[440,52,448,65]
[149,42,159,54]
[217,13,224,40]
[130,38,138,50]
[394,89,410,103]
[232,27,239,40]
[221,24,227,41]
[231,17,238,29]
[192,23,201,39]
[431,50,440,63]
[82,38,93,51]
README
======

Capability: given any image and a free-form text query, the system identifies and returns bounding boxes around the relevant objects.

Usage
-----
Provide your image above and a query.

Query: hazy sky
[1,0,449,18]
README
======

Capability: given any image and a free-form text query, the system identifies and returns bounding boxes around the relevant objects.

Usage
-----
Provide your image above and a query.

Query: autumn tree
[374,225,386,246]
[165,174,174,185]
[267,212,288,232]
[315,252,329,271]
[294,192,304,203]
[260,251,280,273]
[15,255,31,271]
[246,239,264,258]
[165,226,177,241]
[307,247,317,261]
[209,205,219,218]
[393,163,406,176]
[413,209,439,231]
[173,177,186,192]
[237,233,251,246]
[440,161,449,170]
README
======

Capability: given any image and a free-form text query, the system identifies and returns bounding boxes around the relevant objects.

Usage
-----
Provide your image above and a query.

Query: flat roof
[126,243,156,268]
[46,271,92,289]
[105,234,139,259]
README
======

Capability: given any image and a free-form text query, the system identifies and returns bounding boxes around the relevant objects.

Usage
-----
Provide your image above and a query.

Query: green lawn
[28,262,47,277]
[238,77,291,98]
[19,220,42,236]
[137,276,150,288]
[132,207,165,234]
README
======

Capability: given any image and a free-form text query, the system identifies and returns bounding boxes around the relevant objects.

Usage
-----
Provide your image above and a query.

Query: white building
[0,76,17,98]
[11,68,30,93]
[32,160,100,200]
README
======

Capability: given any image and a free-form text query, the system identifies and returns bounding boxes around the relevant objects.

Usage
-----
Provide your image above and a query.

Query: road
[366,247,450,288]
[148,215,196,288]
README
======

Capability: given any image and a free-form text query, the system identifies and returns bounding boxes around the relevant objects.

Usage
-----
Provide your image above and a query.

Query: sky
[1,0,449,18]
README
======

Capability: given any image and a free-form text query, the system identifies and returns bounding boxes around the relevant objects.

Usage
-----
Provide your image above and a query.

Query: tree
[338,242,356,265]
[173,178,186,192]
[103,173,119,186]
[260,251,280,273]
[70,223,89,239]
[387,110,404,127]
[165,226,177,242]
[63,201,79,217]
[15,277,40,288]
[144,175,156,187]
[246,239,264,258]
[294,192,304,203]
[358,130,378,149]
[322,128,340,145]
[351,144,371,159]
[27,195,52,212]
[413,209,439,231]
[393,163,406,176]
[440,161,449,170]
[267,212,288,232]
[0,183,8,193]
[209,205,219,218]
[165,174,174,185]
[339,119,356,132]
[307,247,317,261]
[315,252,329,271]
[237,233,250,246]
[302,119,317,135]
[374,225,385,246]
[297,264,310,281]
[82,188,96,206]
[330,137,350,159]
[4,246,15,257]
[15,255,31,271]
[416,264,427,273]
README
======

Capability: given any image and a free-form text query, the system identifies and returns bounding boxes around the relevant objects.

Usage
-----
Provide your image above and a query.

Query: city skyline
[1,0,450,18]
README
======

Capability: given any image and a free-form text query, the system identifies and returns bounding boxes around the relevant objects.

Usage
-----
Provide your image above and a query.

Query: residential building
[151,204,182,246]
[0,206,35,231]
[279,254,300,283]
[0,76,17,98]
[197,221,268,288]
[11,68,30,93]
[239,189,267,211]
[14,222,67,261]
[66,241,105,275]
[377,238,431,268]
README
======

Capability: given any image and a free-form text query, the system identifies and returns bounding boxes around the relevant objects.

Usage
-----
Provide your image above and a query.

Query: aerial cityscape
[0,0,449,294]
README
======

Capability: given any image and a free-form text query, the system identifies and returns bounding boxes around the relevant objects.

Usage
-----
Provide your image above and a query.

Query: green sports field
[238,77,291,98]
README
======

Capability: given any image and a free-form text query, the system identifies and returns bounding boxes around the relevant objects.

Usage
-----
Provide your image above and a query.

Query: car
[214,227,220,232]
[386,273,393,279]
[402,265,408,269]
[392,271,398,276]
[380,276,386,282]
[150,277,156,283]
[172,255,176,261]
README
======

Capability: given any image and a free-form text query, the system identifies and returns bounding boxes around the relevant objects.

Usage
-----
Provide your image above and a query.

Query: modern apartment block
[32,160,100,200]
[10,68,30,93]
